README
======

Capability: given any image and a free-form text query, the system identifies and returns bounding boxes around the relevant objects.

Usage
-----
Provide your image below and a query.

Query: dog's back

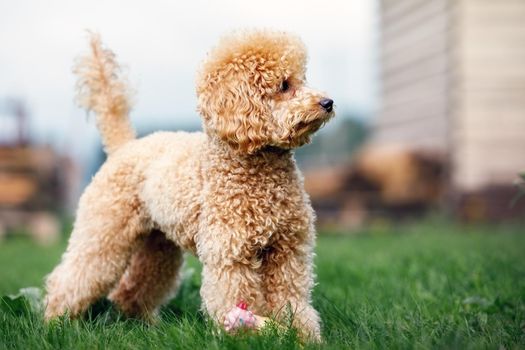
[120,131,206,253]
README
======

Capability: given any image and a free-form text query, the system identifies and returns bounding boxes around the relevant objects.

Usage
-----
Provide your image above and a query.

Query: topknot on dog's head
[196,30,308,154]
[197,30,308,93]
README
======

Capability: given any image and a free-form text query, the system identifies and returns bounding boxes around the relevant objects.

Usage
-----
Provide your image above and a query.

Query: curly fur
[74,33,135,154]
[44,29,335,341]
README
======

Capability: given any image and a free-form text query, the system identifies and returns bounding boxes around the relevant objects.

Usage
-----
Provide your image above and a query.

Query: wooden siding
[376,0,525,191]
[375,0,451,151]
[452,0,525,190]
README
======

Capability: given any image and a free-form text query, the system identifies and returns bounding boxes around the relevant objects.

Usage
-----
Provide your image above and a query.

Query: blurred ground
[1,219,524,349]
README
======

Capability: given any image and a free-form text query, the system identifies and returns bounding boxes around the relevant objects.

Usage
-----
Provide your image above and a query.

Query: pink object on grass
[223,301,258,331]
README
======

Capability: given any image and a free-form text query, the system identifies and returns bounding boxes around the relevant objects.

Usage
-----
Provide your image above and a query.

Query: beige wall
[376,0,525,191]
[375,0,451,151]
[452,0,525,190]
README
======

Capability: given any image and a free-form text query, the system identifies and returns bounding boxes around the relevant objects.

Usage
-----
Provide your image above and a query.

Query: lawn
[1,220,524,349]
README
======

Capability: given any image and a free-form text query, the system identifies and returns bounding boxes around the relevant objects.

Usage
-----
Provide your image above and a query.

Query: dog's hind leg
[109,230,184,320]
[44,181,149,320]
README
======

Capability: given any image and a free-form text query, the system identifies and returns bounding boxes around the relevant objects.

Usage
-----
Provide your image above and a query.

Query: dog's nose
[319,98,333,112]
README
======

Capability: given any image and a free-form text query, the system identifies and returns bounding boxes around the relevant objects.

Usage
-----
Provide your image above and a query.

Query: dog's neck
[206,137,294,171]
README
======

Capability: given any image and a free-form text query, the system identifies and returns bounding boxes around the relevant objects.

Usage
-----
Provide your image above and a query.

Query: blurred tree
[512,172,525,207]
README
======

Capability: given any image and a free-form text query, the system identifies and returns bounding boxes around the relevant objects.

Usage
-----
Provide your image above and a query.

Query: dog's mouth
[294,110,334,137]
[275,110,335,149]
[295,119,325,136]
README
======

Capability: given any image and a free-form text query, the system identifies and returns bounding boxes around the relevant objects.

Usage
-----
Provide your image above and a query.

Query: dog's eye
[280,80,290,93]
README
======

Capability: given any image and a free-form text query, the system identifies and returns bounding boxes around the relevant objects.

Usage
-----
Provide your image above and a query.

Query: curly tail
[74,33,135,155]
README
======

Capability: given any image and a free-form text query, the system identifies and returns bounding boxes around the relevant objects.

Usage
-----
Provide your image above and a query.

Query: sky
[0,0,378,157]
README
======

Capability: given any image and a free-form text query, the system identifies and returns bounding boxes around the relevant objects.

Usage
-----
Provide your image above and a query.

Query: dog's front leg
[196,227,265,328]
[200,260,264,324]
[261,238,321,342]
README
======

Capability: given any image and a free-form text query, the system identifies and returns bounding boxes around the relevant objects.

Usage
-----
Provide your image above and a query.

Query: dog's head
[196,30,335,154]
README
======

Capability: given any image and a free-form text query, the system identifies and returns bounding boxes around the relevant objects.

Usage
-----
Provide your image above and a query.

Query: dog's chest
[206,162,312,249]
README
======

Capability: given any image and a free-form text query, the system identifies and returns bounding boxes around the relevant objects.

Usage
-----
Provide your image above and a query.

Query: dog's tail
[74,33,135,155]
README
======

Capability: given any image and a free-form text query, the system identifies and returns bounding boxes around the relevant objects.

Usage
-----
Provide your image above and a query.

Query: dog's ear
[197,67,270,154]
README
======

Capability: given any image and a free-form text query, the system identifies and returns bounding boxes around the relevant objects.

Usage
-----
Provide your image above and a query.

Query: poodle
[44,30,335,341]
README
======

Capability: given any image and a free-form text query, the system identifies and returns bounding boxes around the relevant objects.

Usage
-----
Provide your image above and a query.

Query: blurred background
[1,0,525,244]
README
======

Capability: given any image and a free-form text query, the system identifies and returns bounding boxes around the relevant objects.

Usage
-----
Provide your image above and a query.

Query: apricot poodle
[44,30,335,340]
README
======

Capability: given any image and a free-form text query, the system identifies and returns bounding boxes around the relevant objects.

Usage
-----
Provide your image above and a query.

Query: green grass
[1,220,524,349]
